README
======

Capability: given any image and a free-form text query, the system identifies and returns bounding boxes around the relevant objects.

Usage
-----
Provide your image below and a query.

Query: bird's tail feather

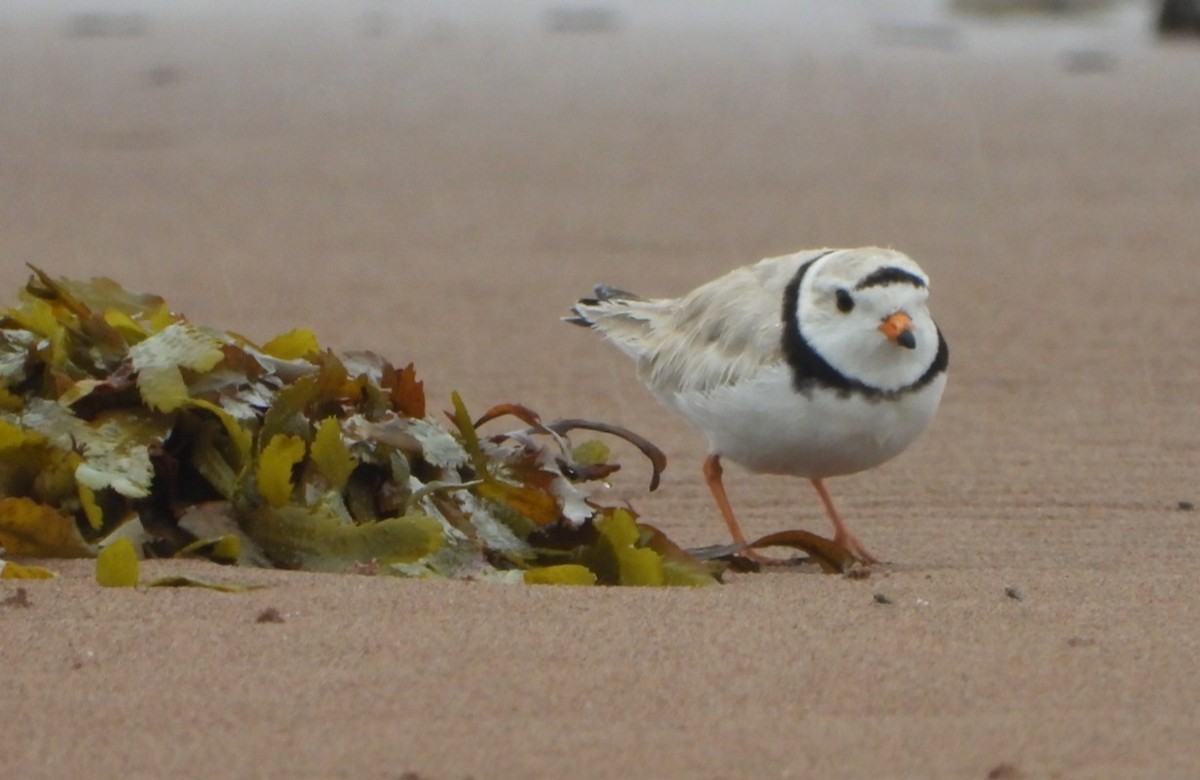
[565,285,668,362]
[565,284,641,327]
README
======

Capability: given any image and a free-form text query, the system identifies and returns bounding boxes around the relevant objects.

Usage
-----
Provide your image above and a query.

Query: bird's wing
[639,253,814,394]
[571,251,826,395]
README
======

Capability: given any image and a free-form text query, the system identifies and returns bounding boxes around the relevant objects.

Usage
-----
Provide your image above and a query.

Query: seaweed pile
[0,269,721,586]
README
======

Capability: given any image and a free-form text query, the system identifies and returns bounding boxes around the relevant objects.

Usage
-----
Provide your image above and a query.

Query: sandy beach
[2,1,1199,777]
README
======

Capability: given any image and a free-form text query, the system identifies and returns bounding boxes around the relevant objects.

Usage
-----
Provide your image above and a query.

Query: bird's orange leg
[703,454,750,547]
[809,478,880,565]
[703,453,781,564]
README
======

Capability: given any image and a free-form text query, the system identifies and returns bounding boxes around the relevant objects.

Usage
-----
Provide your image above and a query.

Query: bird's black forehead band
[854,266,927,291]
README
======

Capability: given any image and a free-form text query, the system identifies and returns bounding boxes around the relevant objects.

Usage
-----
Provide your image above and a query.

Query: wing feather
[643,252,813,394]
[572,250,825,395]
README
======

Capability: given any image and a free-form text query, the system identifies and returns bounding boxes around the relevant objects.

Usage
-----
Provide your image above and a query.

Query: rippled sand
[2,3,1199,778]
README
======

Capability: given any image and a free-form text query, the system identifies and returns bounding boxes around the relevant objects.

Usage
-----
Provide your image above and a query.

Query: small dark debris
[873,592,894,605]
[144,65,182,88]
[1178,500,1194,511]
[873,22,962,50]
[1061,49,1117,74]
[1066,636,1096,647]
[844,566,871,580]
[398,772,424,780]
[65,12,150,38]
[1004,586,1023,601]
[67,641,95,670]
[256,607,285,624]
[544,6,622,33]
[987,762,1023,779]
[1,587,31,608]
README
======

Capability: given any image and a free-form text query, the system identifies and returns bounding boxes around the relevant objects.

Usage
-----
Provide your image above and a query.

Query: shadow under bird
[568,247,949,564]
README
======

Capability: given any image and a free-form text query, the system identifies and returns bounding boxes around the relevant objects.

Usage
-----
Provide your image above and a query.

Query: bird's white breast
[660,363,946,478]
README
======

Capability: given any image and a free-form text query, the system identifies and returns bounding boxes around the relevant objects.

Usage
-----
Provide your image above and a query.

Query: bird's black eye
[835,289,855,313]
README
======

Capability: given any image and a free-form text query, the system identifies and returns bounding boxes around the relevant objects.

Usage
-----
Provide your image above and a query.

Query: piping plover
[567,247,948,564]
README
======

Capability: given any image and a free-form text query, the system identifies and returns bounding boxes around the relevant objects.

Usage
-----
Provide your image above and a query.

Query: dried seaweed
[0,268,719,586]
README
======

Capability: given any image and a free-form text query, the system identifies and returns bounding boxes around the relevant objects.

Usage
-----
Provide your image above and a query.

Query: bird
[566,247,948,564]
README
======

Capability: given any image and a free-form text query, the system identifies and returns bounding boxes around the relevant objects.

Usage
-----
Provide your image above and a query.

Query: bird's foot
[833,531,881,566]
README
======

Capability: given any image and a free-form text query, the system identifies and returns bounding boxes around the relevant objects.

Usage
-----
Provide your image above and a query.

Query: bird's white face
[793,249,942,393]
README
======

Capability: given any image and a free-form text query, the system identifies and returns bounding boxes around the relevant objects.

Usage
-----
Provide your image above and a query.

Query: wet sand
[2,2,1200,778]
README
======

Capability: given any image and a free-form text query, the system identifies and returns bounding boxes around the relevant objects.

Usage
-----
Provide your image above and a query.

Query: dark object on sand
[544,7,622,33]
[1158,0,1200,34]
[64,12,150,38]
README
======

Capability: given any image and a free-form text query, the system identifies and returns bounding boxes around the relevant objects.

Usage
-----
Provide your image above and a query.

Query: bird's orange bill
[878,311,914,344]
